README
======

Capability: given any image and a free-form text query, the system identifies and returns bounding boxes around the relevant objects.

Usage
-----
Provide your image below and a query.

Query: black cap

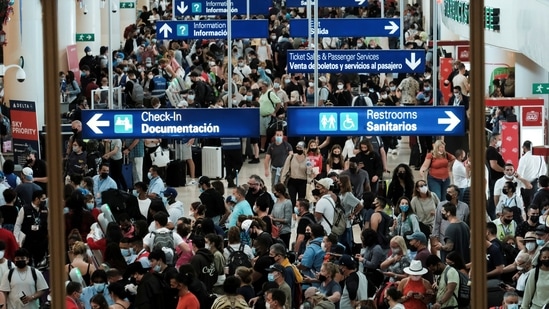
[198,176,210,185]
[536,224,549,235]
[266,264,285,273]
[189,71,200,77]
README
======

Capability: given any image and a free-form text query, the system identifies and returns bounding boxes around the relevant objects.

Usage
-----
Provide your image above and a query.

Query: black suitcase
[192,146,202,178]
[166,159,183,187]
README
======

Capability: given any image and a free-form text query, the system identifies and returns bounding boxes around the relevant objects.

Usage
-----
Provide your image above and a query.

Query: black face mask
[541,260,549,267]
[72,128,78,134]
[15,260,27,269]
[26,159,33,164]
[332,184,340,195]
[441,214,448,221]
[503,218,513,225]
[296,149,304,155]
[304,232,311,240]
[309,147,317,152]
[530,215,540,223]
[445,193,453,201]
[318,274,327,282]
[100,173,109,179]
[433,267,444,276]
[250,232,258,239]
[502,188,509,195]
[398,172,405,179]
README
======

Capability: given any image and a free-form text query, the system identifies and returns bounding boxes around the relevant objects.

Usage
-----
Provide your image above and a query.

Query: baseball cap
[406,232,427,244]
[319,76,327,83]
[22,167,33,177]
[163,187,178,198]
[337,254,356,269]
[266,264,285,273]
[198,176,210,185]
[296,141,306,150]
[241,219,253,232]
[304,287,319,299]
[315,178,333,190]
[189,71,200,77]
[84,46,91,52]
[226,195,237,204]
[536,224,549,235]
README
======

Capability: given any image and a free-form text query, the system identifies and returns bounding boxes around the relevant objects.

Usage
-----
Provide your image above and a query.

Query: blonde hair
[71,241,87,255]
[431,139,447,158]
[235,266,254,284]
[390,235,408,255]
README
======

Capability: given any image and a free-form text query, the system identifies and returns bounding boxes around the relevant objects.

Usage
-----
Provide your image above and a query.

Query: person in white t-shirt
[314,178,336,234]
[452,149,470,201]
[143,212,190,265]
[493,163,532,206]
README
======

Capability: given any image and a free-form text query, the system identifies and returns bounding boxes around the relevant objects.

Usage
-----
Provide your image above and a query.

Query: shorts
[250,137,260,144]
[180,142,192,161]
[260,115,271,135]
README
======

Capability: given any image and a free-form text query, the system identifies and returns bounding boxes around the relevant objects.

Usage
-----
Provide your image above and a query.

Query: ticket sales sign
[286,106,466,136]
[81,109,260,139]
[287,50,425,74]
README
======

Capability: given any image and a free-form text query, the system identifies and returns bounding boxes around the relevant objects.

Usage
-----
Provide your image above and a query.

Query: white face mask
[419,186,428,194]
[321,243,326,251]
[205,244,210,250]
[496,140,502,148]
[381,94,388,99]
[525,242,536,252]
[0,251,5,260]
[337,84,344,90]
[308,82,314,87]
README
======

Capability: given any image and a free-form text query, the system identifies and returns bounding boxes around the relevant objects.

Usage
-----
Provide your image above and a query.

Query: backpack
[226,244,252,275]
[8,266,38,291]
[443,267,470,307]
[152,231,175,265]
[377,211,393,248]
[129,80,144,106]
[321,196,346,236]
[354,94,369,107]
[276,41,292,55]
[320,87,338,105]
[203,82,217,106]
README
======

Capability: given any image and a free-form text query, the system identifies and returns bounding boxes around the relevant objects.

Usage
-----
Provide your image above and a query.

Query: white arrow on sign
[177,1,188,14]
[87,113,110,134]
[405,52,421,70]
[159,23,172,38]
[354,0,366,5]
[384,20,399,35]
[437,111,461,132]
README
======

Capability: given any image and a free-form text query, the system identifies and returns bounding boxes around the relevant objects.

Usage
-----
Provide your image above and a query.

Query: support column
[3,0,45,127]
[57,0,77,73]
[101,1,121,49]
[75,0,102,61]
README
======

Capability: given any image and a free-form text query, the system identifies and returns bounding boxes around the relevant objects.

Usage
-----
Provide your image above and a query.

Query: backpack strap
[239,243,244,251]
[442,266,459,302]
[8,267,38,291]
[321,196,336,229]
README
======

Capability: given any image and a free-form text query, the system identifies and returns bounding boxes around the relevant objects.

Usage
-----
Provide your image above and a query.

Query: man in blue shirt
[93,163,118,206]
[228,186,253,228]
[298,223,326,287]
[146,165,164,198]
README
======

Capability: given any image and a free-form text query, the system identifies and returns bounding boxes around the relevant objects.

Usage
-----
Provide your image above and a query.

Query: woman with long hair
[338,174,363,253]
[107,281,130,309]
[65,190,96,240]
[355,138,383,194]
[270,183,293,248]
[306,139,323,179]
[418,139,455,202]
[66,241,96,286]
[90,294,110,309]
[387,163,415,207]
[521,247,549,309]
[380,235,411,282]
[393,196,421,240]
[326,144,345,174]
[101,242,127,273]
[410,179,439,242]
[205,233,226,295]
[281,141,309,206]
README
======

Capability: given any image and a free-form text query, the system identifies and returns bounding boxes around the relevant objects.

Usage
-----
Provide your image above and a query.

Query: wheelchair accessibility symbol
[340,113,358,131]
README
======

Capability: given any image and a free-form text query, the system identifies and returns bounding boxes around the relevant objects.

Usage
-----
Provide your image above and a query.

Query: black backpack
[320,87,338,105]
[152,231,175,265]
[226,244,252,275]
[354,94,369,106]
[444,267,470,307]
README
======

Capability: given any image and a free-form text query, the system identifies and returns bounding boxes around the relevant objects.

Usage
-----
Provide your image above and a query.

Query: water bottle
[306,158,312,175]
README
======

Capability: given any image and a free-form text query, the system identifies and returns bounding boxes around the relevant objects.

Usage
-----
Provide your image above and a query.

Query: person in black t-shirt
[486,133,505,219]
[294,199,315,253]
[0,188,19,232]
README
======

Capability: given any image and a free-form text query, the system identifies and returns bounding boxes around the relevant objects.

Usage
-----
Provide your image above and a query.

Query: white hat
[404,260,428,276]
[315,178,333,190]
[319,76,327,83]
[241,219,253,232]
[22,167,33,177]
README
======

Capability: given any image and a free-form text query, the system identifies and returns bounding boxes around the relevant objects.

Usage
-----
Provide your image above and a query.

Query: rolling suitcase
[192,145,202,178]
[202,146,223,179]
[122,154,133,190]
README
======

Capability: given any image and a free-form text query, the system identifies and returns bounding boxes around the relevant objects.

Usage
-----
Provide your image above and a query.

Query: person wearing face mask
[280,141,309,206]
[197,176,226,225]
[339,157,370,200]
[489,291,521,309]
[494,164,532,215]
[434,203,470,264]
[380,236,411,282]
[284,74,305,103]
[233,56,251,79]
[338,254,369,308]
[14,190,49,266]
[65,281,85,309]
[227,187,254,228]
[316,262,342,306]
[145,165,164,199]
[394,196,421,240]
[204,233,226,295]
[66,139,88,177]
[432,184,469,251]
[293,199,316,253]
[494,205,519,242]
[187,234,217,293]
[397,260,434,308]
[387,164,415,207]
[487,133,506,219]
[265,264,292,309]
[23,147,48,193]
[128,236,150,267]
[264,129,293,188]
[485,222,506,280]
[332,79,352,106]
[298,223,326,288]
[516,206,541,251]
[0,248,49,309]
[80,270,115,309]
[148,68,167,107]
[521,247,549,309]
[425,254,459,309]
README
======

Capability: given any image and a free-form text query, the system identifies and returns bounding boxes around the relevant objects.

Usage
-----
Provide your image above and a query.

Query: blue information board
[287,50,425,74]
[156,20,268,40]
[286,0,369,7]
[82,109,260,139]
[174,0,271,16]
[289,18,400,38]
[286,106,465,136]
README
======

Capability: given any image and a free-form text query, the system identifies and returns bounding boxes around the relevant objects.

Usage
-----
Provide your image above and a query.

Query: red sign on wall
[522,106,543,126]
[457,46,470,62]
[500,122,520,168]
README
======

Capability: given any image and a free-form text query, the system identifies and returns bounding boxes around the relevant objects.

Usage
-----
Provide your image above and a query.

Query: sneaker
[189,179,197,185]
[248,158,260,164]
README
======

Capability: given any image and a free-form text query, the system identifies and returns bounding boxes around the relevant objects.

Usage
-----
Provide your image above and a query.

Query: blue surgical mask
[86,203,94,210]
[537,239,546,246]
[268,273,275,282]
[199,188,205,193]
[63,207,69,214]
[153,265,161,272]
[94,283,106,293]
[424,87,431,91]
[424,96,431,101]
[399,205,409,213]
[132,189,138,197]
[507,304,519,309]
[121,249,130,256]
[162,196,168,205]
[147,172,153,180]
[294,207,300,215]
[129,248,136,255]
[275,136,283,144]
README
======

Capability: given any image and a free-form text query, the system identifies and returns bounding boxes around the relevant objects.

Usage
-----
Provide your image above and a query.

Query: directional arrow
[384,20,399,35]
[159,23,172,38]
[438,111,461,132]
[354,0,366,5]
[405,52,421,70]
[87,113,110,134]
[177,1,188,14]
[87,35,92,40]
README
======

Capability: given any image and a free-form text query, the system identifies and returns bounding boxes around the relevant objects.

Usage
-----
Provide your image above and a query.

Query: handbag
[150,147,170,167]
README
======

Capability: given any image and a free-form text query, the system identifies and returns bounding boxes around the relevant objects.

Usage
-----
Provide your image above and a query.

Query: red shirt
[0,228,18,260]
[176,291,200,309]
[426,152,455,180]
